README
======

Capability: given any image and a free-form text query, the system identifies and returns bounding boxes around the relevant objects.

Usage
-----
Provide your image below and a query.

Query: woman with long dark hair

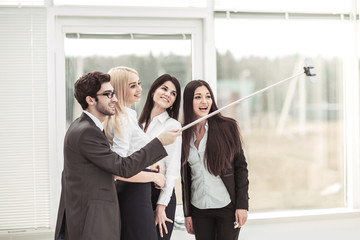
[139,74,182,240]
[181,80,249,240]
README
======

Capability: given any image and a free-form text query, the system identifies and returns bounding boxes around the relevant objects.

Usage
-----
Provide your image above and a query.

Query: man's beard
[96,103,115,116]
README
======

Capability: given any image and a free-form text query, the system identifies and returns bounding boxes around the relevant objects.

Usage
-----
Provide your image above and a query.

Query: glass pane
[215,0,352,13]
[54,0,206,7]
[65,36,192,127]
[215,18,346,212]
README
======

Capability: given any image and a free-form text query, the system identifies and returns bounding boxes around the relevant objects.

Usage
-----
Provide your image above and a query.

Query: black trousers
[151,185,177,240]
[191,203,240,240]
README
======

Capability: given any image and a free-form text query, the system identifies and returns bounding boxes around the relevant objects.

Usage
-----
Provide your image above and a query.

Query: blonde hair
[103,66,139,141]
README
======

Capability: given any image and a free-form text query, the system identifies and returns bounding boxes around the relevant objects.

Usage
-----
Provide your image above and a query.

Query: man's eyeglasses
[96,90,117,99]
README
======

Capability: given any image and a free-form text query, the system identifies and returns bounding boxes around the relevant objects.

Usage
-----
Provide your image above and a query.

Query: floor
[171,229,195,240]
[171,205,195,240]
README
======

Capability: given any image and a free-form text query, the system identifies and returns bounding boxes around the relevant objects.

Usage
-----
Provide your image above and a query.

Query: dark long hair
[182,80,242,176]
[139,74,181,127]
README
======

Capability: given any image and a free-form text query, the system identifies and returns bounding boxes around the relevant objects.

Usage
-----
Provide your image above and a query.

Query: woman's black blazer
[181,145,249,217]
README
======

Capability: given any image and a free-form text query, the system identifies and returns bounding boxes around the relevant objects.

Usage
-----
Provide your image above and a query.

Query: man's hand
[157,129,181,146]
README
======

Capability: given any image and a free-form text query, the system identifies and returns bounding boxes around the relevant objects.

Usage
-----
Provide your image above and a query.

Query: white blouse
[188,122,231,209]
[143,111,182,206]
[111,107,150,157]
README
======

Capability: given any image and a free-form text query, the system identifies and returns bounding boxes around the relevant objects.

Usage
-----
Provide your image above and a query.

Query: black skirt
[116,177,157,240]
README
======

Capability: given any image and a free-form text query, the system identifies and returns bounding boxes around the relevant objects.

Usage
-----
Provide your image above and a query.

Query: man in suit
[54,71,180,240]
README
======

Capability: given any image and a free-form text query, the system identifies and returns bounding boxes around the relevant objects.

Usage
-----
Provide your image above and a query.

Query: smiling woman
[137,74,182,240]
[152,81,177,111]
[192,85,213,119]
[181,80,249,240]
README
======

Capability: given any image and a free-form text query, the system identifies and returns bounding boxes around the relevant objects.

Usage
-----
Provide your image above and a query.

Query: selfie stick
[180,58,317,132]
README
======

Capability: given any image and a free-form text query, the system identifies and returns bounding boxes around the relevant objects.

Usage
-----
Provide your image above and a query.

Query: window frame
[49,5,213,228]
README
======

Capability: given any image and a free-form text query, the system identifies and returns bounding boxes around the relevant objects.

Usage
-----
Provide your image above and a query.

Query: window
[54,17,203,211]
[64,34,192,125]
[215,16,347,212]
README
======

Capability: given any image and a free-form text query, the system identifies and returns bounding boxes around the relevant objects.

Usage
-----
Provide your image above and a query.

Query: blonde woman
[104,66,165,240]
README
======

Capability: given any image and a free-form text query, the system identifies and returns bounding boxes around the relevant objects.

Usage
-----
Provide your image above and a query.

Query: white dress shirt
[111,107,150,157]
[143,111,182,206]
[188,122,231,209]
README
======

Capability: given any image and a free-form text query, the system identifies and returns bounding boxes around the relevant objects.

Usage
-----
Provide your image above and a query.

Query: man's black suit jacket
[54,113,167,240]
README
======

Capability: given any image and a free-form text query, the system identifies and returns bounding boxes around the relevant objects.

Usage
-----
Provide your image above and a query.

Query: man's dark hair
[74,71,111,110]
